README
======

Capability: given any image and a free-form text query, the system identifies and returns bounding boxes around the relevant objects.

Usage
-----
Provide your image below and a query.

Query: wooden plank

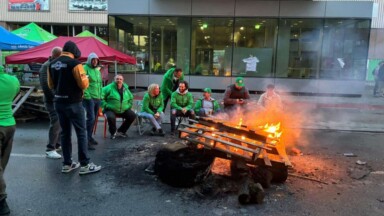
[12,86,35,114]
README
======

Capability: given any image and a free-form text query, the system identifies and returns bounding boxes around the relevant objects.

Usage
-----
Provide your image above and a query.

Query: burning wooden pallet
[177,116,291,186]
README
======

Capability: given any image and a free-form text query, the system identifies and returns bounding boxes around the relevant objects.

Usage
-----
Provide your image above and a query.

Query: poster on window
[68,0,107,11]
[8,0,50,11]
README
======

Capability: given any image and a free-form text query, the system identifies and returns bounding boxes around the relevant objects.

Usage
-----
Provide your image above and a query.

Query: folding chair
[175,115,189,130]
[134,100,152,135]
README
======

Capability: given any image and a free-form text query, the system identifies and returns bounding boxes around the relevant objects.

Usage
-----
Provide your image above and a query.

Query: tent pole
[134,67,137,90]
[114,61,117,76]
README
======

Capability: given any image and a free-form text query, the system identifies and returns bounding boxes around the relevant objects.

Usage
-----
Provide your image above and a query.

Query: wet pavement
[5,82,384,216]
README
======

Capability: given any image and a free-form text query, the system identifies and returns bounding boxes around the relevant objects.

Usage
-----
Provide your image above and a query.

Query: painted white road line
[11,153,46,158]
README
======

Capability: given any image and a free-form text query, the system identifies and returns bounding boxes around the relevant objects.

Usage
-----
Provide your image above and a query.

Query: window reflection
[232,18,277,77]
[276,19,322,79]
[191,18,233,76]
[320,19,370,80]
[150,17,191,74]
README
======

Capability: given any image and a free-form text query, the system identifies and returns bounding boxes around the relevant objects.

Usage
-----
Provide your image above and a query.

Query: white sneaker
[79,163,101,175]
[46,150,62,159]
[62,162,80,173]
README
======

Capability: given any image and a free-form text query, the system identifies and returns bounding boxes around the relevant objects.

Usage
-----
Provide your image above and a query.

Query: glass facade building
[108,0,373,95]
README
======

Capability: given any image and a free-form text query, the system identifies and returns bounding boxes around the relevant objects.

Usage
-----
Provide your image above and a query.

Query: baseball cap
[235,77,245,87]
[203,88,212,93]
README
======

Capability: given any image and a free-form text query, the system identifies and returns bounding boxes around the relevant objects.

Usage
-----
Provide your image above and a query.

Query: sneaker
[116,131,127,138]
[111,132,117,139]
[157,129,165,137]
[46,150,62,159]
[62,162,80,173]
[79,163,101,175]
[88,143,96,150]
[55,144,62,152]
[89,139,98,145]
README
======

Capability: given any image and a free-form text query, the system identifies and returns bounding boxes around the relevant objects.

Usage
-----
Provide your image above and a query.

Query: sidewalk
[131,83,384,133]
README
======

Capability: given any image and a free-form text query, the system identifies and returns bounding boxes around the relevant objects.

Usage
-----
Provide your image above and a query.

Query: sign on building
[68,0,107,12]
[8,0,50,11]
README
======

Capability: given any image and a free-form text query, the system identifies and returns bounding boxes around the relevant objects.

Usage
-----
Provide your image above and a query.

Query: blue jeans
[45,102,61,151]
[82,99,101,142]
[138,112,164,130]
[54,102,90,166]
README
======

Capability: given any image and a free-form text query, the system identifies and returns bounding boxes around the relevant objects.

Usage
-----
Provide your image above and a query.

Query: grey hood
[86,52,99,68]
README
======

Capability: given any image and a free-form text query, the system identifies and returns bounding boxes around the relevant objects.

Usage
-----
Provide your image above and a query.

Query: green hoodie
[171,89,193,111]
[83,52,102,100]
[101,82,133,114]
[141,92,164,114]
[0,68,20,126]
[161,68,184,99]
[194,97,221,114]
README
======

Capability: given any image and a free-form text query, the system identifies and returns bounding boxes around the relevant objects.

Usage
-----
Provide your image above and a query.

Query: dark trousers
[104,109,136,135]
[45,102,61,151]
[83,99,101,142]
[0,125,15,201]
[163,96,170,112]
[170,109,195,131]
[54,102,90,166]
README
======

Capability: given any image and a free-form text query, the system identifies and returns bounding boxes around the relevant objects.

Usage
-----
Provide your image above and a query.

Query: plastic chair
[93,107,124,138]
[134,100,152,135]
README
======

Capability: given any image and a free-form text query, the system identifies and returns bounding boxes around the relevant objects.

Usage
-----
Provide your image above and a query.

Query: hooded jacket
[48,40,89,103]
[161,68,184,99]
[170,88,193,111]
[101,82,133,114]
[83,53,102,100]
[0,66,20,126]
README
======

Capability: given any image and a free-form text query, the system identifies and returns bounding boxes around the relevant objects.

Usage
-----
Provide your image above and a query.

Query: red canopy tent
[5,36,136,65]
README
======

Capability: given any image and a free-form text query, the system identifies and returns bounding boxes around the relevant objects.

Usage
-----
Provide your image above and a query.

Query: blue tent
[0,26,40,51]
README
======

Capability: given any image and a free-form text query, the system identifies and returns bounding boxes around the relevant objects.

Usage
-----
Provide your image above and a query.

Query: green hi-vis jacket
[83,53,102,100]
[161,68,184,99]
[101,82,133,114]
[0,70,20,126]
[171,90,193,111]
[141,92,164,114]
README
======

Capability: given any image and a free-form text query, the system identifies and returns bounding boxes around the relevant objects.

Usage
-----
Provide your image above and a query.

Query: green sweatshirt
[161,68,184,99]
[83,53,102,100]
[171,89,193,111]
[141,92,164,114]
[101,82,133,114]
[0,70,20,126]
[194,97,221,114]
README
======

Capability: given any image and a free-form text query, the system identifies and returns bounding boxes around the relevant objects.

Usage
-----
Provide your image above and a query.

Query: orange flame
[263,122,283,139]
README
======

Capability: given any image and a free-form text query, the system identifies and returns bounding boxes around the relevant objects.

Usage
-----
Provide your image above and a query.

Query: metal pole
[114,61,117,76]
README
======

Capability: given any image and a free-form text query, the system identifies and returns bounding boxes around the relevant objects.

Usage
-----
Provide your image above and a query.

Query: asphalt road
[5,119,384,216]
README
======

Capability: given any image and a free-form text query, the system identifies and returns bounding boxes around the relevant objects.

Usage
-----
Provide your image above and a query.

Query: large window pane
[191,18,233,76]
[232,18,277,77]
[276,19,323,79]
[320,19,370,80]
[109,16,149,73]
[150,17,191,74]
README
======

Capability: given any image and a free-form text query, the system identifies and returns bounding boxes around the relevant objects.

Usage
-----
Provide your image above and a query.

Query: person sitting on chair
[194,88,221,117]
[223,77,250,113]
[170,81,195,135]
[139,83,165,136]
[101,74,137,139]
